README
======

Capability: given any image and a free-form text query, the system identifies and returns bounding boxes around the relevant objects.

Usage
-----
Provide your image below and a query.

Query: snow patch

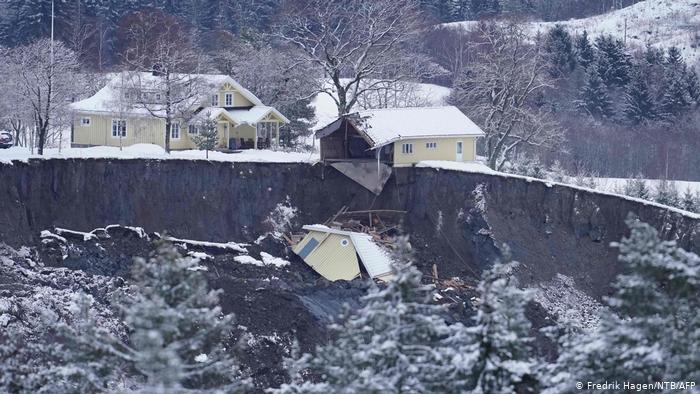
[163,236,248,253]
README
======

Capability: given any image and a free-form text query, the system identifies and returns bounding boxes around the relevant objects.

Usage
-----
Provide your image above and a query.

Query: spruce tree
[274,238,469,393]
[458,259,537,394]
[574,31,594,69]
[685,68,700,104]
[622,175,651,200]
[578,67,613,118]
[594,35,632,87]
[70,242,249,393]
[654,180,680,207]
[192,116,220,158]
[680,188,698,213]
[545,217,700,393]
[544,24,576,77]
[624,68,656,124]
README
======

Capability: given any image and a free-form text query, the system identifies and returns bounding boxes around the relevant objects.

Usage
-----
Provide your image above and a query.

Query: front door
[456,141,463,161]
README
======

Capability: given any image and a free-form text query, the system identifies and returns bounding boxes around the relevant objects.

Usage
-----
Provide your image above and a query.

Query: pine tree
[623,68,656,124]
[685,68,700,104]
[578,67,613,118]
[192,115,219,158]
[545,217,700,393]
[622,175,651,200]
[274,238,469,393]
[574,31,594,69]
[654,180,680,207]
[544,24,576,77]
[594,35,632,87]
[457,258,537,394]
[680,188,698,213]
[70,242,249,393]
[643,45,665,66]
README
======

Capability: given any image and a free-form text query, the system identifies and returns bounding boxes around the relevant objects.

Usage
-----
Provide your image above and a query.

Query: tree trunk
[165,120,171,153]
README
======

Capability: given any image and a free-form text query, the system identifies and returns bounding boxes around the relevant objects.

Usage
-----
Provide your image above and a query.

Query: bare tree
[274,0,440,116]
[2,39,82,155]
[451,22,564,170]
[120,9,209,153]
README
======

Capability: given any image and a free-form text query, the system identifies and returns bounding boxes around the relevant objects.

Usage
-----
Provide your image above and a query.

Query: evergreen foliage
[70,242,249,393]
[545,217,700,393]
[593,35,632,87]
[574,31,595,69]
[544,24,576,77]
[457,259,537,394]
[192,116,219,158]
[624,68,656,124]
[274,238,467,393]
[578,66,612,118]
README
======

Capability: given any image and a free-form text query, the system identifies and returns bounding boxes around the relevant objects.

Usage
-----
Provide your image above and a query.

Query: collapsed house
[292,225,394,282]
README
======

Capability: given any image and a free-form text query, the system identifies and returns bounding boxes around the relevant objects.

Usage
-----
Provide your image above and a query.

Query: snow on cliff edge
[0,144,319,164]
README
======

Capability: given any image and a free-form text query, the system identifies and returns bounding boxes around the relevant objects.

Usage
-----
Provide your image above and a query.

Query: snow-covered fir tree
[593,35,632,87]
[624,68,656,124]
[543,24,576,77]
[574,31,594,69]
[680,188,699,213]
[69,241,249,393]
[578,67,612,118]
[273,237,469,393]
[622,175,651,200]
[544,217,700,393]
[456,258,538,394]
[653,180,680,207]
[192,115,219,158]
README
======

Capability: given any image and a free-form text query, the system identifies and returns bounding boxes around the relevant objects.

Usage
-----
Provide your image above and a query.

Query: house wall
[214,83,254,107]
[392,136,478,166]
[72,113,198,150]
[293,231,361,281]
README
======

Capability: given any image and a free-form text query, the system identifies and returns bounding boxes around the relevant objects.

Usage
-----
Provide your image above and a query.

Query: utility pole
[51,0,62,153]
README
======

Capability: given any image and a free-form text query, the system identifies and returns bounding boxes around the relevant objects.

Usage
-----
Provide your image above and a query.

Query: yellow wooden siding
[73,114,199,150]
[392,136,477,166]
[217,84,254,107]
[294,232,361,281]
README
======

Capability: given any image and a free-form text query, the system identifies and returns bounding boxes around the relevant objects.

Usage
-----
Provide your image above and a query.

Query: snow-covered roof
[316,106,484,148]
[302,224,394,279]
[199,106,289,124]
[70,71,266,116]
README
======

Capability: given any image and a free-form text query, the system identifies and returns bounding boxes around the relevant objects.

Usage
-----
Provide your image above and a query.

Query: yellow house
[292,225,394,282]
[315,106,484,167]
[70,72,289,151]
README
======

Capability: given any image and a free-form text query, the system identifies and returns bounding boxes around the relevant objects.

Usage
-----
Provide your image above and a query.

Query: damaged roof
[315,106,485,148]
[300,225,394,281]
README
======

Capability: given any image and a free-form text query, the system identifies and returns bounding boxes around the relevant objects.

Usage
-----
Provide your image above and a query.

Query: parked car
[0,132,13,149]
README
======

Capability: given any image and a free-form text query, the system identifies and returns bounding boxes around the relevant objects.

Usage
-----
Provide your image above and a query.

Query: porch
[216,120,280,150]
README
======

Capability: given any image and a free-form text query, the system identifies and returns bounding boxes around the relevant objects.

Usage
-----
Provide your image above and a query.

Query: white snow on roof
[302,224,394,279]
[345,106,484,148]
[71,71,265,115]
[349,233,393,278]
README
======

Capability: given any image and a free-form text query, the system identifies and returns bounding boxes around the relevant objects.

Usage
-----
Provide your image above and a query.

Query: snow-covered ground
[0,144,319,164]
[417,160,700,219]
[310,80,452,131]
[445,0,700,63]
[592,177,700,195]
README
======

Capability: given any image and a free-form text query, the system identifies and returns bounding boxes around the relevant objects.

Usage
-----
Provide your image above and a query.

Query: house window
[170,122,180,139]
[111,119,126,138]
[188,124,198,135]
[401,143,413,154]
[426,142,437,149]
[211,94,219,106]
[80,117,91,126]
[224,92,233,106]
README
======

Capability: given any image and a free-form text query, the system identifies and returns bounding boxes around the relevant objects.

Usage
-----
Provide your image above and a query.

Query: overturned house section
[292,225,394,282]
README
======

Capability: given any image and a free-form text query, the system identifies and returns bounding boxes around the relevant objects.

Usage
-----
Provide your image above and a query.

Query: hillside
[445,0,700,63]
